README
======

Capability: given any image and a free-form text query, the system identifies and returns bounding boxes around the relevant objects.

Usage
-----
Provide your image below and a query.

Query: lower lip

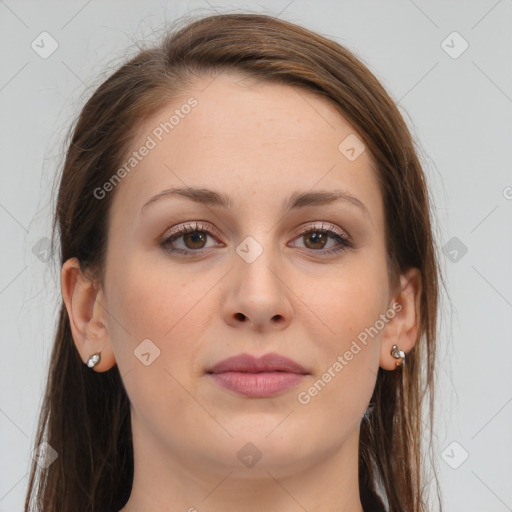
[209,372,306,398]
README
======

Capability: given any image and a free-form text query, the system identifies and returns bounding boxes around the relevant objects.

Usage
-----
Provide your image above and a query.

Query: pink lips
[206,353,309,398]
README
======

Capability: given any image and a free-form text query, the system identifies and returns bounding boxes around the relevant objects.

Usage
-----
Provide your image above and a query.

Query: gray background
[1,1,511,511]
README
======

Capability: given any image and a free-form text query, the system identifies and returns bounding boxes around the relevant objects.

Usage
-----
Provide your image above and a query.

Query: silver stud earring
[391,345,406,367]
[86,352,101,369]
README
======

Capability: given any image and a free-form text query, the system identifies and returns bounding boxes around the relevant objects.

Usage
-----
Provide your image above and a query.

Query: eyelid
[162,221,349,242]
[160,220,352,255]
[162,221,222,241]
[295,221,349,240]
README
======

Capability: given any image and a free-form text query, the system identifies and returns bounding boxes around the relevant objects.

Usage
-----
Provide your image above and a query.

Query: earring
[86,352,101,369]
[391,345,406,367]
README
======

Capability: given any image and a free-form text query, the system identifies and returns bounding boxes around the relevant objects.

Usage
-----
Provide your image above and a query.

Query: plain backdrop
[1,1,511,511]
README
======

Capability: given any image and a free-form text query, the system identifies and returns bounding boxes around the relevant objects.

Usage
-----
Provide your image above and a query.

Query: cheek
[296,254,387,410]
[104,252,221,375]
[107,249,192,332]
[103,256,216,432]
[315,256,389,346]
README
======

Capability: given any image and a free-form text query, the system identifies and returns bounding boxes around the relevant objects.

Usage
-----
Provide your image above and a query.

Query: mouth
[206,352,309,398]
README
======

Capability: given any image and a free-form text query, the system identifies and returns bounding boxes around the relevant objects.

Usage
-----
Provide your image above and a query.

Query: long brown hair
[25,12,444,512]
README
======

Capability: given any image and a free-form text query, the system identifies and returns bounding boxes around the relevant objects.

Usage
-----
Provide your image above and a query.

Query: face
[101,71,395,478]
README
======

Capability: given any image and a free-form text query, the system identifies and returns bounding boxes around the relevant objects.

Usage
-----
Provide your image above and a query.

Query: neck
[119,415,365,512]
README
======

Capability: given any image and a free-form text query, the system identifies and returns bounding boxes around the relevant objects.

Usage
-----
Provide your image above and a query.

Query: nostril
[235,312,246,321]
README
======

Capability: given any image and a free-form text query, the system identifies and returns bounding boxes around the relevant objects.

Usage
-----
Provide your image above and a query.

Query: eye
[160,221,352,257]
[160,222,223,255]
[291,222,352,255]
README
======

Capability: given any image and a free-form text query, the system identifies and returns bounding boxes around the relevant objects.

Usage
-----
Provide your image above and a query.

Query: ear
[379,267,422,371]
[60,257,116,372]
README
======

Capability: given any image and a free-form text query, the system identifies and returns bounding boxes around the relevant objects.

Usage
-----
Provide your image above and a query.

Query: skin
[61,71,421,512]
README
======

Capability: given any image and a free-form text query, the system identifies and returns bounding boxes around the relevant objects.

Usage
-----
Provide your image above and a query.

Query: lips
[206,352,309,375]
[206,353,309,398]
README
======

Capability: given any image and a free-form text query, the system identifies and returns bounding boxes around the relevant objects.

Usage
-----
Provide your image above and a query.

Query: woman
[25,12,444,512]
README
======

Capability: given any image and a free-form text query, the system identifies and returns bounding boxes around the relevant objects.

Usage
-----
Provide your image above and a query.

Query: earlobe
[379,267,422,371]
[60,257,116,372]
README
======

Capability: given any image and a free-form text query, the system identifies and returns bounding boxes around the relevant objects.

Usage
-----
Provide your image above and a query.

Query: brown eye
[302,231,329,250]
[160,222,222,255]
[291,223,353,256]
[182,231,208,249]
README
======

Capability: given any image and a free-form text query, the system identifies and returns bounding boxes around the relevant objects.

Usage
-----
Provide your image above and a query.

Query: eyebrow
[141,186,369,216]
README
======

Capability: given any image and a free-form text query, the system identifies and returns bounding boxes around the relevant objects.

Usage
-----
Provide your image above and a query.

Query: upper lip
[207,353,309,375]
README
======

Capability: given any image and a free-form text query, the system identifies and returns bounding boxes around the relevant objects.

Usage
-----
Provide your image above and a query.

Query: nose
[222,243,293,333]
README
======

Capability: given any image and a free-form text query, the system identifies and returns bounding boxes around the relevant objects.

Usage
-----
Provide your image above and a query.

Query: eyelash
[160,221,353,256]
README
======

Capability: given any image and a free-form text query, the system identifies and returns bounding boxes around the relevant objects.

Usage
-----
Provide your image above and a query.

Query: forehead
[109,71,382,226]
